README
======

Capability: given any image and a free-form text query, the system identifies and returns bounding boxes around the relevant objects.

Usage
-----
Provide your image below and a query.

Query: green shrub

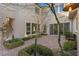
[63,41,77,51]
[4,38,24,49]
[18,49,30,56]
[64,31,72,39]
[22,34,41,41]
[22,36,32,41]
[41,33,47,36]
[18,44,53,56]
[36,45,53,56]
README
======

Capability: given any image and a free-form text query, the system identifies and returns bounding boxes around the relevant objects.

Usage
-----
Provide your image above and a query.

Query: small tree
[48,3,63,52]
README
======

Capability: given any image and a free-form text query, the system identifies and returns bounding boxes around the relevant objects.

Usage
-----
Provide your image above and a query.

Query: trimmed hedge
[22,34,41,41]
[4,38,24,49]
[41,33,47,36]
[22,36,32,41]
[18,44,53,56]
[63,41,77,51]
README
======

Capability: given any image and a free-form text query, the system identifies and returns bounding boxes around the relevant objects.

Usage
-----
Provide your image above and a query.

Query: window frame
[26,23,31,35]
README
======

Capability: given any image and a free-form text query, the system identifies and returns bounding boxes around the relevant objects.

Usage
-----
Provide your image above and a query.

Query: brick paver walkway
[0,35,65,56]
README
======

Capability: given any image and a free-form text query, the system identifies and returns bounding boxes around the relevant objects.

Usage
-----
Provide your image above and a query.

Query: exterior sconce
[63,3,79,19]
[63,3,79,11]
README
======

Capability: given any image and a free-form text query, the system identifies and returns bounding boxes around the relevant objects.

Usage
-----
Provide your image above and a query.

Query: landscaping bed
[62,31,77,56]
[52,49,77,56]
[3,38,24,49]
[22,34,42,41]
[18,44,53,56]
[3,34,42,49]
[63,40,77,51]
[60,40,77,56]
[52,40,77,56]
[54,50,77,56]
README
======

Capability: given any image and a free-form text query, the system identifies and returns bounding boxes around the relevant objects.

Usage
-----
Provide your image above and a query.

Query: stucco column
[77,8,79,56]
[69,19,73,33]
[77,32,79,55]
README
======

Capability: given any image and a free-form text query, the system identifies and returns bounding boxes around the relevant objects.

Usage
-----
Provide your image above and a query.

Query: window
[49,22,70,35]
[54,24,58,35]
[55,6,58,13]
[64,22,70,32]
[38,24,40,33]
[26,23,40,35]
[32,23,37,34]
[55,4,64,13]
[43,24,47,33]
[26,23,30,35]
[59,4,64,12]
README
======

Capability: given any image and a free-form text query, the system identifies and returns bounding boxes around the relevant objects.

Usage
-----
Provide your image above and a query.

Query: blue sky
[38,3,48,7]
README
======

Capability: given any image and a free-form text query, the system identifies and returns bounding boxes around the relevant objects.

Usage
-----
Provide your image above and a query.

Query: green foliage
[64,31,72,38]
[18,49,30,56]
[22,36,32,41]
[63,41,77,51]
[36,45,53,56]
[41,33,47,36]
[58,51,73,56]
[4,38,24,49]
[18,44,53,56]
[22,34,41,41]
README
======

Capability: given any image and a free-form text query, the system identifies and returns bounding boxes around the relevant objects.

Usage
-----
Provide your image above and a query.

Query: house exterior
[0,4,72,38]
[0,3,79,55]
[68,7,79,56]
[45,4,79,55]
[42,4,71,36]
[0,3,76,42]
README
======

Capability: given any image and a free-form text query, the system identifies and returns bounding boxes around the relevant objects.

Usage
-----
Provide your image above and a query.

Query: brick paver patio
[0,35,65,56]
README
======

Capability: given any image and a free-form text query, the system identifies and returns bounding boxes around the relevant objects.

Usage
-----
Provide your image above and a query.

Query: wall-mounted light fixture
[63,3,79,19]
[63,3,79,11]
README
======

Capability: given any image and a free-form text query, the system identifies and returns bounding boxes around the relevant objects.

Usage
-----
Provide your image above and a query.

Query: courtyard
[0,35,65,56]
[0,3,78,56]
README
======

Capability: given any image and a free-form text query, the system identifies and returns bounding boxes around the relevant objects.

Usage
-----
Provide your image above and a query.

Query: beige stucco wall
[68,8,79,55]
[45,10,71,35]
[0,4,16,24]
[13,7,39,38]
[76,8,79,56]
[0,4,17,40]
[0,4,40,39]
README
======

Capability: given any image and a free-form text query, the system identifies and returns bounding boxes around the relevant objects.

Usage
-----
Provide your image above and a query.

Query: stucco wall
[0,4,17,40]
[0,4,40,39]
[0,4,16,24]
[13,7,38,38]
[76,8,79,56]
[45,10,71,35]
